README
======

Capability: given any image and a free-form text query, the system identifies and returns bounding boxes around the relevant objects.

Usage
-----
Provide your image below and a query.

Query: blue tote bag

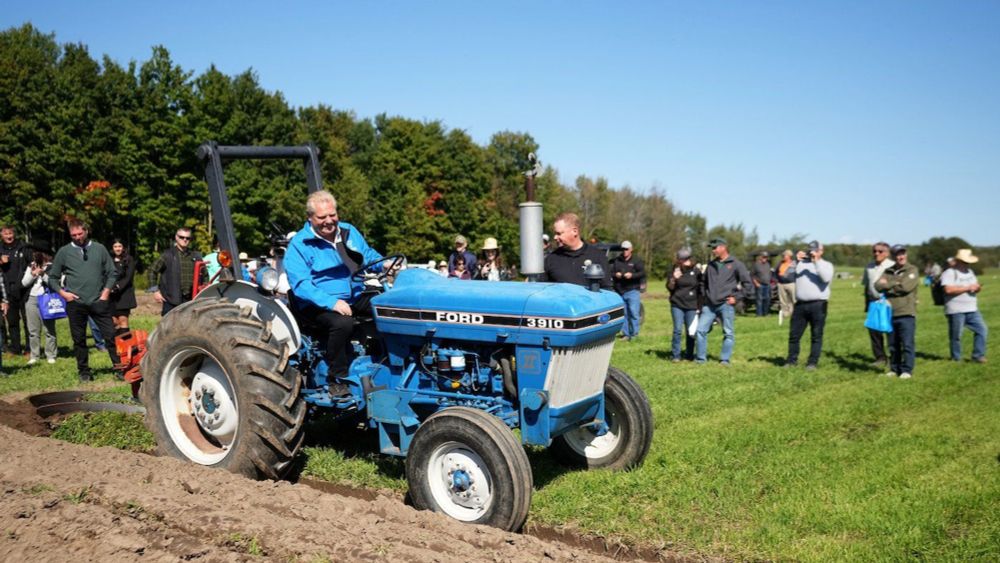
[39,290,68,320]
[864,295,892,333]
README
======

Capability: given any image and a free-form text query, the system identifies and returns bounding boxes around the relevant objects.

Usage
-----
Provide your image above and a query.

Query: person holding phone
[784,241,835,370]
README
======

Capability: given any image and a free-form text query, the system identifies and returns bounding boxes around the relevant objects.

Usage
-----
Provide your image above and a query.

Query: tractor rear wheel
[550,366,653,471]
[140,297,306,480]
[406,407,532,531]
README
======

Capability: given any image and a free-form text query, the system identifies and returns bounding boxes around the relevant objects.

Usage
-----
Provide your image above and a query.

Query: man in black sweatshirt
[48,220,120,381]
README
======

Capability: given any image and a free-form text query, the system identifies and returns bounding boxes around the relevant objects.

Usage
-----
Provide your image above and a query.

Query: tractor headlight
[257,266,280,292]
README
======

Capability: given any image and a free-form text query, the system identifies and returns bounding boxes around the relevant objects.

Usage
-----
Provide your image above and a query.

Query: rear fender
[194,281,301,356]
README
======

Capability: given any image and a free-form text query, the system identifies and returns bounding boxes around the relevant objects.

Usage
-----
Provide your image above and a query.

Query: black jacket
[148,246,205,306]
[110,255,137,310]
[667,264,701,310]
[1,240,29,301]
[611,254,646,293]
[541,243,612,289]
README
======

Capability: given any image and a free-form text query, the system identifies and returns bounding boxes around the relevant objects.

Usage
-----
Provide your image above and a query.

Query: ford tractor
[139,143,654,531]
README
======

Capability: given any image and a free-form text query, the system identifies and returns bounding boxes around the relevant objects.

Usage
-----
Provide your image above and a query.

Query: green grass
[3,270,998,561]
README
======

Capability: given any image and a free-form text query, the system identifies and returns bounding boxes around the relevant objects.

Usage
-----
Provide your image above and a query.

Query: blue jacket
[284,221,383,310]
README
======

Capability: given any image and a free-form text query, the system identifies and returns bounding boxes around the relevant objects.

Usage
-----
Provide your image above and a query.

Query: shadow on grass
[299,412,582,490]
[915,351,948,361]
[825,351,876,372]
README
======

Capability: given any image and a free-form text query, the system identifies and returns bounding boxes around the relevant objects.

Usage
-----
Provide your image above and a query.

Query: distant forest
[2,24,995,274]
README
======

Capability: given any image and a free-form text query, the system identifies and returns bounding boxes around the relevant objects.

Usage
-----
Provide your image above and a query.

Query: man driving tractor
[284,190,383,393]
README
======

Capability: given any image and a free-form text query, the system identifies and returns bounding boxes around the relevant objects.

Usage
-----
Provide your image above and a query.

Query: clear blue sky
[6,1,999,246]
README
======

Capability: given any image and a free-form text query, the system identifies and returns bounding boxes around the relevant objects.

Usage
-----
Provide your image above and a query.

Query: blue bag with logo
[39,290,68,320]
[864,294,892,333]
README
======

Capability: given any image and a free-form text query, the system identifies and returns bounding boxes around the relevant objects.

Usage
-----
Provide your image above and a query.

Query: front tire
[140,298,306,480]
[550,366,653,471]
[406,407,532,531]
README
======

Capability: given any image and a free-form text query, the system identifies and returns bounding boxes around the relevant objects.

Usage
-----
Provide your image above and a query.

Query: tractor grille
[544,337,614,408]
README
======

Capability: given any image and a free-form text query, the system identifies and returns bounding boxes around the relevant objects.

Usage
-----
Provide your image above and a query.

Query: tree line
[2,24,994,277]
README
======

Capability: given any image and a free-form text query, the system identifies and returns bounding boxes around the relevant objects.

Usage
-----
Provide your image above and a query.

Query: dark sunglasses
[177,235,192,241]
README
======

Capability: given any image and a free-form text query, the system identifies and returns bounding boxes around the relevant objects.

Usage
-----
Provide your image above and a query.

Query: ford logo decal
[597,314,610,324]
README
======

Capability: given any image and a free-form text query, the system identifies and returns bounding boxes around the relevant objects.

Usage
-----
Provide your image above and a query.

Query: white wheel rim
[426,441,493,521]
[159,347,238,465]
[562,398,623,459]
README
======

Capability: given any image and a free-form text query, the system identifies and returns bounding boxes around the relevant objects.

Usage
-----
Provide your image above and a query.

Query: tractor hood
[371,268,624,347]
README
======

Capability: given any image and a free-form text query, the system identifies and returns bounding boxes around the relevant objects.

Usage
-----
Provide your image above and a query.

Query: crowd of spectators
[1,214,989,382]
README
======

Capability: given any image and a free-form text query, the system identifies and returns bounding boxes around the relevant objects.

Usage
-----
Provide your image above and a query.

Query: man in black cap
[611,240,646,340]
[875,245,920,379]
[695,238,751,366]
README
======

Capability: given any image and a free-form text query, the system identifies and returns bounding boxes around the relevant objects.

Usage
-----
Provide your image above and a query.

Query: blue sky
[6,1,999,245]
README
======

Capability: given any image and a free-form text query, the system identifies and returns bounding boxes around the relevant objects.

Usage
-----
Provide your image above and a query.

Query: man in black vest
[148,226,205,316]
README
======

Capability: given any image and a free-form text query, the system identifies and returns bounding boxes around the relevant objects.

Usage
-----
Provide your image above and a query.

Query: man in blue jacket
[284,190,383,389]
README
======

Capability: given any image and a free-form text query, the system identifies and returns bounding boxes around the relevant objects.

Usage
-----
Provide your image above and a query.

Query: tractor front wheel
[550,366,653,471]
[140,297,306,480]
[406,407,532,531]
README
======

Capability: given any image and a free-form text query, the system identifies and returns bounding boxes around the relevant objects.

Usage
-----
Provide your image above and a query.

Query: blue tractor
[140,144,653,531]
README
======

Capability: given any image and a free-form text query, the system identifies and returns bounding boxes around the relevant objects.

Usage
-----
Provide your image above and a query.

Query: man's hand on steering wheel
[352,254,406,285]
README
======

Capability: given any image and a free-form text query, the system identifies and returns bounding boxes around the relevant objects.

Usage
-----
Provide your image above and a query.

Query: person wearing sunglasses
[147,227,206,316]
[861,241,895,369]
[47,219,121,382]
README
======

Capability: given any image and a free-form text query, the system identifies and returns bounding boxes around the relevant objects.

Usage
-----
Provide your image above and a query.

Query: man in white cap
[448,235,477,278]
[940,249,987,363]
[611,240,645,340]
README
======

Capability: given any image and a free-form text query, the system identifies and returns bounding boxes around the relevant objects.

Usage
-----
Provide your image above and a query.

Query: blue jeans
[696,302,736,362]
[671,306,698,360]
[947,311,988,360]
[621,290,642,337]
[755,284,771,316]
[889,315,916,375]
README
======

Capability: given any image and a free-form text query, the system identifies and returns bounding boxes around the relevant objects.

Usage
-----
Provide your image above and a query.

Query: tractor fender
[194,281,301,356]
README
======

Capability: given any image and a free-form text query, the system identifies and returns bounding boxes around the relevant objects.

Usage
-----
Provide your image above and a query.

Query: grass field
[2,269,998,561]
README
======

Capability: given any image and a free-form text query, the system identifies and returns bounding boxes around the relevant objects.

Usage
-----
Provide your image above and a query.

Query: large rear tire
[140,297,306,480]
[550,366,653,471]
[406,407,533,531]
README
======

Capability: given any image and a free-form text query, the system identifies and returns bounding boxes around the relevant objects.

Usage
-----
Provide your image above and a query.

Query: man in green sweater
[48,220,120,381]
[875,245,920,379]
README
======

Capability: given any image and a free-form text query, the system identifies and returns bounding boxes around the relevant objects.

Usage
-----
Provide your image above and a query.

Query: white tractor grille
[543,337,615,408]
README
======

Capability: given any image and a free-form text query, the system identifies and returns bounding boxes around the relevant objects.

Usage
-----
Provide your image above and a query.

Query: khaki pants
[778,283,796,317]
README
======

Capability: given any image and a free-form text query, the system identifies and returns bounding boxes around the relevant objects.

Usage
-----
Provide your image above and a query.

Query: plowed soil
[0,404,647,562]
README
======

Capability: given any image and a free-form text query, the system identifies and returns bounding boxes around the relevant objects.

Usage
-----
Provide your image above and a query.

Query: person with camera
[784,241,835,370]
[20,250,58,365]
[475,237,510,281]
[667,247,701,361]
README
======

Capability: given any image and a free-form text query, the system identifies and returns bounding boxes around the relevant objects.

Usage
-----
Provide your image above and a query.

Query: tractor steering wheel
[352,254,406,289]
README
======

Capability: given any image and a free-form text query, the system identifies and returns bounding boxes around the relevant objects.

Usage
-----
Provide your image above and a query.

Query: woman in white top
[21,251,58,364]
